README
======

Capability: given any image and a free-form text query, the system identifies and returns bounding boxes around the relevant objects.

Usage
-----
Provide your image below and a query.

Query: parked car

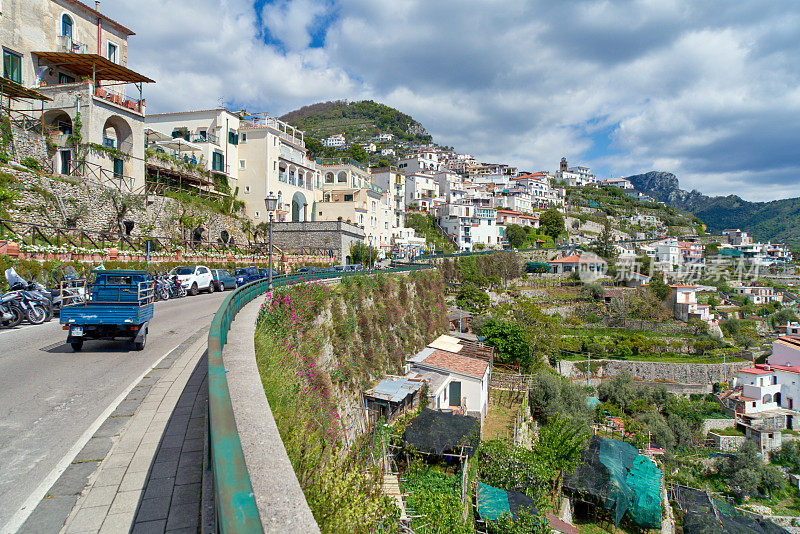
[234,267,264,287]
[259,268,280,279]
[210,269,236,291]
[295,266,319,274]
[169,265,214,296]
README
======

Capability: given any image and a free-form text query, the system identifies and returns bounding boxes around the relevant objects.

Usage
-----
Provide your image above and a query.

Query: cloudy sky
[104,0,800,201]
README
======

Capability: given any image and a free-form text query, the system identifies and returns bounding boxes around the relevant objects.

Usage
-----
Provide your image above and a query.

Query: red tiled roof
[545,514,579,534]
[421,350,489,379]
[549,254,607,264]
[777,336,800,349]
[740,367,773,375]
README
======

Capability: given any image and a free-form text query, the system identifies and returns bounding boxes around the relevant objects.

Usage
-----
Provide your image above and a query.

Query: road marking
[0,341,185,534]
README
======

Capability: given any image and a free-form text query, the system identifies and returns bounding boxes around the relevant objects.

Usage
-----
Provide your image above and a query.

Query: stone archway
[43,110,74,174]
[101,115,134,178]
[291,191,307,222]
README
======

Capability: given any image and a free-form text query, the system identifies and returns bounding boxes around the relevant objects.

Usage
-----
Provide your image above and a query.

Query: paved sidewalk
[43,332,209,534]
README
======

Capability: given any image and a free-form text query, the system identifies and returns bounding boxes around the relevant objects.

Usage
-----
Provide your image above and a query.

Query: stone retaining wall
[701,418,736,435]
[10,124,48,165]
[270,221,365,264]
[4,166,248,245]
[709,432,747,452]
[491,372,529,390]
[558,358,751,384]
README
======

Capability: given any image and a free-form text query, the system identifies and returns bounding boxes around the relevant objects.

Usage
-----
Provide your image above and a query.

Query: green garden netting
[477,483,510,522]
[476,483,537,523]
[564,437,662,529]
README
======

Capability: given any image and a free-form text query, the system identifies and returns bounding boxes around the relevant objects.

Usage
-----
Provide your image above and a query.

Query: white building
[380,148,395,157]
[602,178,634,189]
[407,335,492,421]
[322,133,345,148]
[317,183,394,254]
[371,133,394,143]
[670,285,714,323]
[723,229,751,246]
[492,189,533,214]
[732,286,784,305]
[237,114,319,222]
[555,158,597,186]
[436,203,499,251]
[146,108,241,182]
[649,238,682,266]
[405,172,440,209]
[398,149,442,173]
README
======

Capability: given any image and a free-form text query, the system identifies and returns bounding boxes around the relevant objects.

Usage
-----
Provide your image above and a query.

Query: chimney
[95,1,100,10]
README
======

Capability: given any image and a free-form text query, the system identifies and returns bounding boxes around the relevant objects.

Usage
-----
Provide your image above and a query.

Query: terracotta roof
[549,254,607,264]
[777,336,800,349]
[764,363,800,375]
[545,514,579,534]
[420,350,488,379]
[739,367,773,375]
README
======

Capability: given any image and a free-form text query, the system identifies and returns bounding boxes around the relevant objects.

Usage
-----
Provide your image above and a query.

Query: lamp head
[264,192,277,212]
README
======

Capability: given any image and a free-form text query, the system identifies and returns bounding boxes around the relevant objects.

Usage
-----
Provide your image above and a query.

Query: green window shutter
[448,381,461,407]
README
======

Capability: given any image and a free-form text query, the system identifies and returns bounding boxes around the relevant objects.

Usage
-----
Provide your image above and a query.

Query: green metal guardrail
[207,265,430,532]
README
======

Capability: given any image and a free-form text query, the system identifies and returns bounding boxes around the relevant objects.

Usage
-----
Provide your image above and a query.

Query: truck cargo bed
[60,301,154,326]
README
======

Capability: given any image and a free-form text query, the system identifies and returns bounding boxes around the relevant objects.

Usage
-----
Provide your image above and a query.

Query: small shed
[364,376,424,424]
[447,308,473,332]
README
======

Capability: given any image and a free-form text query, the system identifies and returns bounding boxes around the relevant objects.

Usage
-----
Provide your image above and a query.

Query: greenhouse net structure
[476,482,537,522]
[670,485,790,534]
[564,436,662,529]
[403,408,481,458]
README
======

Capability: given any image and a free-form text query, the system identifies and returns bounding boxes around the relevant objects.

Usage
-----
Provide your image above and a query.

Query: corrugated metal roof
[366,377,424,403]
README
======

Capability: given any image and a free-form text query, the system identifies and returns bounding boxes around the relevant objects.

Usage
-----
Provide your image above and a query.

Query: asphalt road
[0,291,227,531]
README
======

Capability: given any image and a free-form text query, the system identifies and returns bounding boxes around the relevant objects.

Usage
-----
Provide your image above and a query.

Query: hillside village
[2,2,800,534]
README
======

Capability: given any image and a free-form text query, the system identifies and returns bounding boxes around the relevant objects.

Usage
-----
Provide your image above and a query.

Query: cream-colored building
[317,184,393,255]
[371,166,406,228]
[237,113,321,222]
[1,0,153,189]
[146,109,241,184]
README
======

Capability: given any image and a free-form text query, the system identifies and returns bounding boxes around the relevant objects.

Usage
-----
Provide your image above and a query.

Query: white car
[170,265,214,296]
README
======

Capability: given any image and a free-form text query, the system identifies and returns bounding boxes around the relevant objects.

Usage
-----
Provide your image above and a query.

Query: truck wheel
[208,282,215,294]
[71,340,83,351]
[190,283,198,296]
[134,331,147,351]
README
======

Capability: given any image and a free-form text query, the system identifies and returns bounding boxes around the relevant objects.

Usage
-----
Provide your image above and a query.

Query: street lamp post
[265,192,277,291]
[368,235,373,270]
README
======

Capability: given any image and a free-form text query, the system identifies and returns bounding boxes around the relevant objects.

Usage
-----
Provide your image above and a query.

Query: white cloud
[101,0,800,201]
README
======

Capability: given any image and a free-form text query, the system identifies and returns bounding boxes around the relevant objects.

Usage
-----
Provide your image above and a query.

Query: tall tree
[533,415,590,512]
[594,218,617,260]
[539,209,565,241]
[505,224,527,248]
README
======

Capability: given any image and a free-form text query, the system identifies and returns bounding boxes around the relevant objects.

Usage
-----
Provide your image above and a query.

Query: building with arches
[236,113,320,222]
[1,0,153,188]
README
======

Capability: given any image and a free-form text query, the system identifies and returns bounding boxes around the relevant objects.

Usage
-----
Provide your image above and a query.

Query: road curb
[14,327,209,534]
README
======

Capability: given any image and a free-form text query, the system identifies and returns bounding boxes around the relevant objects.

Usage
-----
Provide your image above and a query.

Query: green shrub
[20,157,40,170]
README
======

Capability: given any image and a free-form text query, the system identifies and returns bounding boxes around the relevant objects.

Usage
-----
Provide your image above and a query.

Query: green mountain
[626,171,800,248]
[280,100,432,144]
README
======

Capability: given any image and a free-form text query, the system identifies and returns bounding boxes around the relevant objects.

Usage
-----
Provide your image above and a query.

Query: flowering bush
[254,272,449,532]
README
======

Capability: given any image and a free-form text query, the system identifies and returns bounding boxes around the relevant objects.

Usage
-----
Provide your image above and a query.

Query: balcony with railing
[315,157,368,172]
[58,34,89,54]
[93,85,143,113]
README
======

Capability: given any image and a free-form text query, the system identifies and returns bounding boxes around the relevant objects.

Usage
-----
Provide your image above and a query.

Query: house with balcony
[679,240,704,263]
[732,285,784,305]
[398,149,442,173]
[1,0,154,189]
[436,202,499,251]
[405,172,441,211]
[717,357,800,452]
[547,253,607,275]
[145,109,241,193]
[371,166,406,229]
[316,183,393,254]
[322,133,345,148]
[237,113,320,222]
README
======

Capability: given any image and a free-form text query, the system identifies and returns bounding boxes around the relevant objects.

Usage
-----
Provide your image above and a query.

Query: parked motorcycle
[0,292,24,328]
[5,269,52,323]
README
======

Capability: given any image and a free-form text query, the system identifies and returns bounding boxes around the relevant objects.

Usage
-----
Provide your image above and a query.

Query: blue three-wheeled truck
[60,270,154,352]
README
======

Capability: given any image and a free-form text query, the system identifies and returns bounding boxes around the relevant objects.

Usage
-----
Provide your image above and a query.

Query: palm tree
[533,415,590,512]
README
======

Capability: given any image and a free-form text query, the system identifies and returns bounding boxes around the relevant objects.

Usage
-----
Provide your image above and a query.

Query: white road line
[0,341,185,534]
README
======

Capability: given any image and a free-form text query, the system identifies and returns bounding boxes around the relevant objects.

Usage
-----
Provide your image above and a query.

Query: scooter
[6,268,53,322]
[0,292,24,328]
